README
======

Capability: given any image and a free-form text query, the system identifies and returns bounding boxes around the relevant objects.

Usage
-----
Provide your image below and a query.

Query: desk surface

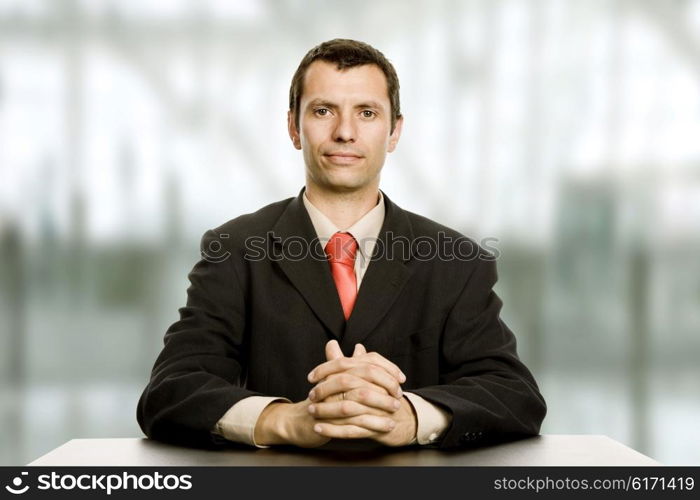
[29,435,659,466]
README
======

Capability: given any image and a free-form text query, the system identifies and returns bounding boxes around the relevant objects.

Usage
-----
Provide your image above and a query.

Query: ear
[387,115,403,153]
[287,110,302,150]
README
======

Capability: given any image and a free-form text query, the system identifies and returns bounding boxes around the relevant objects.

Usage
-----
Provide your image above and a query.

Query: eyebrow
[306,98,386,111]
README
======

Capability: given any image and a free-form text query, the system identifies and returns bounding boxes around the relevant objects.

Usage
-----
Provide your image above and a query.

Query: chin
[322,179,367,193]
[316,172,364,189]
[326,183,362,193]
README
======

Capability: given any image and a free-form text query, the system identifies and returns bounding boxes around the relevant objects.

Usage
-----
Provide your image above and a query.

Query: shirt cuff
[403,392,452,445]
[213,396,291,448]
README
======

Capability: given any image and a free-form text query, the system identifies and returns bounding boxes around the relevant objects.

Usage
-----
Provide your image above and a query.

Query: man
[137,39,546,449]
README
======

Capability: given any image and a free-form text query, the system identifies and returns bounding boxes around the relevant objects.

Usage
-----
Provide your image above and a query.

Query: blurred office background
[1,0,699,465]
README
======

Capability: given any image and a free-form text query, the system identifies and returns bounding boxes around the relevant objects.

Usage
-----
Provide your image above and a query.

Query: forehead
[301,60,390,106]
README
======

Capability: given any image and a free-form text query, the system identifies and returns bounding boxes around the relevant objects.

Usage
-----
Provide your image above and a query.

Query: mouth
[323,152,364,165]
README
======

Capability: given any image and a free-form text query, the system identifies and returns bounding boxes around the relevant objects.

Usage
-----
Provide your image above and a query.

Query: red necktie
[324,232,358,320]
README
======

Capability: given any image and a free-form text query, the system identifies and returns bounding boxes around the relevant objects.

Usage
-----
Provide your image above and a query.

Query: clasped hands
[254,340,417,448]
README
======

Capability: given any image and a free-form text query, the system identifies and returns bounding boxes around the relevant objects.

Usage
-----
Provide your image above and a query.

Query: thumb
[325,340,344,361]
[352,343,367,357]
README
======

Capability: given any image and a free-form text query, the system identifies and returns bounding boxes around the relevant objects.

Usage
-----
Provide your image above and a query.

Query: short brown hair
[289,39,402,133]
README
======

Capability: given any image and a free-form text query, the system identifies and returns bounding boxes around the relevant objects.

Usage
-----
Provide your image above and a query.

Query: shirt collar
[302,189,385,261]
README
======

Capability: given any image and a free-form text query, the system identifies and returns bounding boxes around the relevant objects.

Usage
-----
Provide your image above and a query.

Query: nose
[332,113,356,143]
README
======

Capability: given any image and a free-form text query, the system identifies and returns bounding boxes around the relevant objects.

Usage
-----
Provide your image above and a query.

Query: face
[288,60,403,195]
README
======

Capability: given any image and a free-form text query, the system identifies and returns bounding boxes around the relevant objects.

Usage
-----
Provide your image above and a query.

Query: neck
[304,183,380,230]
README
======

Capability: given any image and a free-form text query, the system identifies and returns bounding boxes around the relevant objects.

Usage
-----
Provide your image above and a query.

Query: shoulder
[192,197,295,263]
[401,208,495,262]
[393,206,500,294]
[205,196,294,244]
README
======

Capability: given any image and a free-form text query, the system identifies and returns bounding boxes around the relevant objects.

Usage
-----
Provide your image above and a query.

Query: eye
[314,108,330,116]
[361,110,375,118]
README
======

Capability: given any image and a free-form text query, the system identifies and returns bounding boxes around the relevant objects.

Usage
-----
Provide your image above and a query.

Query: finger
[319,414,396,434]
[324,393,344,403]
[309,393,400,418]
[325,340,344,361]
[363,351,406,383]
[316,364,401,399]
[333,414,396,433]
[308,399,378,419]
[352,343,367,357]
[313,415,395,438]
[348,386,402,413]
[311,367,402,400]
[348,364,403,398]
[311,384,401,413]
[313,423,376,440]
[309,373,391,402]
[309,355,405,385]
[308,357,355,383]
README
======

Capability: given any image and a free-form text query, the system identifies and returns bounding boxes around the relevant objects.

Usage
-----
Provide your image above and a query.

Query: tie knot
[324,232,358,267]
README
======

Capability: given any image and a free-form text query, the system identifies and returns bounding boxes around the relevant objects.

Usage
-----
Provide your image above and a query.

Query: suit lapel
[271,188,346,339]
[270,187,415,347]
[343,190,414,349]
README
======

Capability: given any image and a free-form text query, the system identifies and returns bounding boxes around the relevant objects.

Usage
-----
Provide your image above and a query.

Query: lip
[324,153,363,165]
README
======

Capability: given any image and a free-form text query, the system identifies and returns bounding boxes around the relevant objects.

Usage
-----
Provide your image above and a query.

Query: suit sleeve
[410,256,547,449]
[137,228,260,448]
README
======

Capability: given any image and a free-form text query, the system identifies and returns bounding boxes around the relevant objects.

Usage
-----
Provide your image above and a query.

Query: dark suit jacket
[137,187,546,448]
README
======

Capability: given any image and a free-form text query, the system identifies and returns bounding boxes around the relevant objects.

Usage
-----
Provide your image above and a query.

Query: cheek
[300,133,322,153]
[301,121,332,142]
[368,136,391,157]
[366,125,392,150]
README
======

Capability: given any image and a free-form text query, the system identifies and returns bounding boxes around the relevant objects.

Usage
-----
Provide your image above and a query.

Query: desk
[29,435,659,466]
